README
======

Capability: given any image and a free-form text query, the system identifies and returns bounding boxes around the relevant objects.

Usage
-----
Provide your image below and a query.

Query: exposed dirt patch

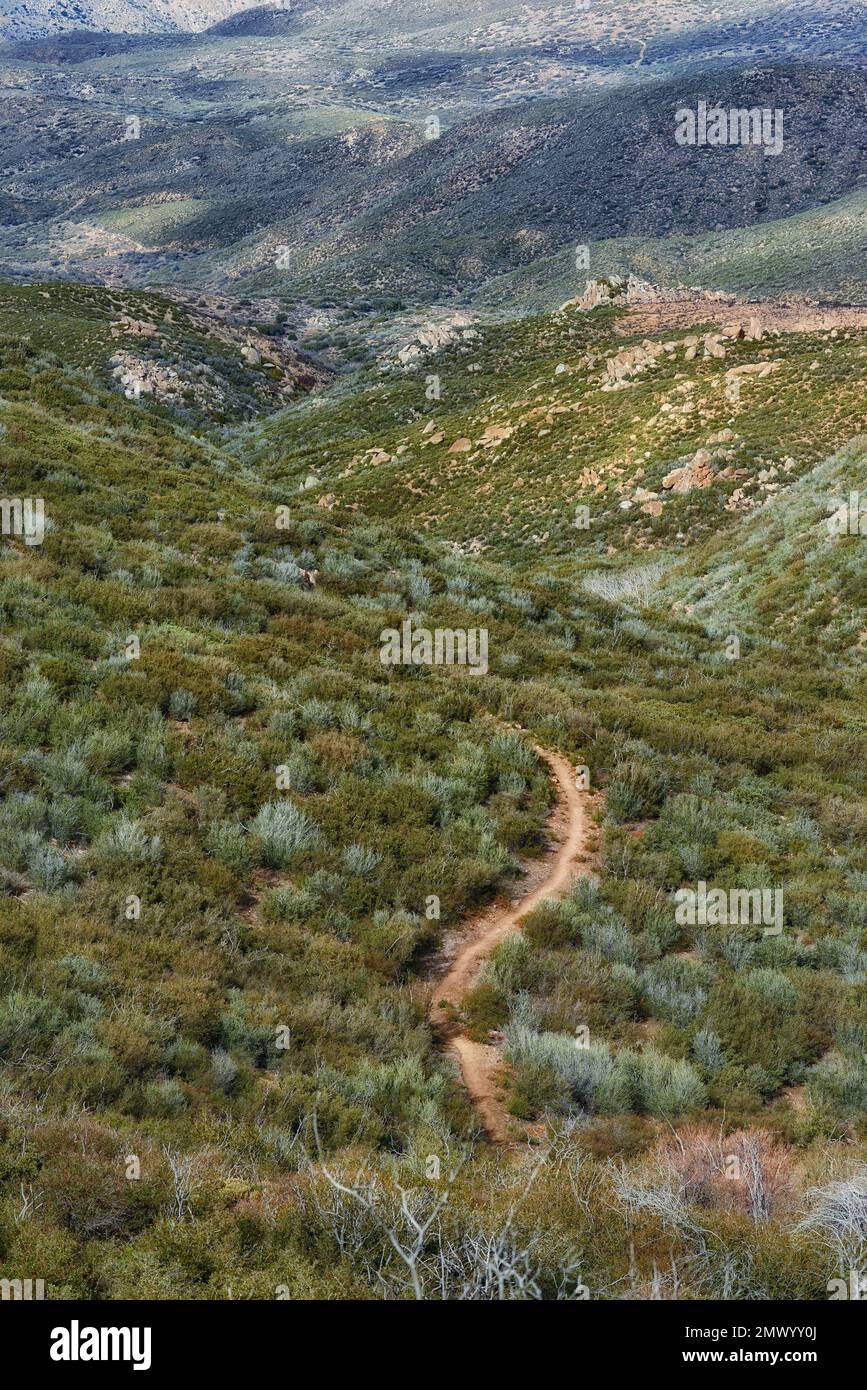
[620,298,867,338]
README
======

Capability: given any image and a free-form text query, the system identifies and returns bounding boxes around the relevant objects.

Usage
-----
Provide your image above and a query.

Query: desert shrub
[742,968,797,1011]
[141,1079,187,1116]
[342,843,381,876]
[640,957,710,1027]
[704,974,818,1092]
[635,1049,707,1117]
[814,937,867,982]
[462,979,508,1038]
[27,842,76,891]
[210,1047,239,1093]
[692,1028,727,1072]
[484,935,532,995]
[86,728,134,776]
[508,1058,572,1118]
[275,745,317,792]
[606,758,668,822]
[583,917,641,969]
[218,991,274,1066]
[505,1023,627,1113]
[94,817,162,867]
[250,799,323,867]
[523,899,579,950]
[136,717,168,775]
[205,819,252,876]
[807,1054,867,1118]
[54,954,108,993]
[0,988,62,1061]
[641,1126,795,1221]
[798,1172,867,1268]
[359,909,430,970]
[168,689,195,720]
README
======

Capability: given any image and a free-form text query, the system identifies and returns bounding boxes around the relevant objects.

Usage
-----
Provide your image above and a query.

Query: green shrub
[250,799,323,867]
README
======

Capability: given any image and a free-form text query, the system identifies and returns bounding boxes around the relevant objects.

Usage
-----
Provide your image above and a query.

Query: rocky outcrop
[110,316,158,340]
[725,360,782,380]
[603,338,668,386]
[396,314,478,366]
[563,275,732,316]
[662,451,715,494]
[110,353,182,404]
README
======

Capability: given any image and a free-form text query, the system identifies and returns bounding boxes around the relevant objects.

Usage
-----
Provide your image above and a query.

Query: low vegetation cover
[0,312,864,1298]
[1,0,866,1310]
[235,301,867,565]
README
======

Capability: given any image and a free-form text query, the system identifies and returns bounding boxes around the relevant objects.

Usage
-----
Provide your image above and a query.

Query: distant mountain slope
[2,0,861,60]
[0,0,774,44]
[475,188,867,315]
[4,58,864,318]
[191,63,867,304]
[0,0,254,41]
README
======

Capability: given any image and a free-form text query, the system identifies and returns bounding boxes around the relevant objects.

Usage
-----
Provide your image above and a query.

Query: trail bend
[429,744,597,1143]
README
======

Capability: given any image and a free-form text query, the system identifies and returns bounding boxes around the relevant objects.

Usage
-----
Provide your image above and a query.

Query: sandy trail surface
[429,745,597,1142]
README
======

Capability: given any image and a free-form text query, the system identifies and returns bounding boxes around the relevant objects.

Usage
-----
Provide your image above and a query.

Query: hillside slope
[2,58,867,320]
[228,288,867,566]
[1,322,865,1298]
[476,188,867,314]
[659,438,867,661]
[0,280,330,420]
[0,0,254,41]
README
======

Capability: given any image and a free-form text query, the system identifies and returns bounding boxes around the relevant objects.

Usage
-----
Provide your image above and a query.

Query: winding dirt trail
[429,745,598,1143]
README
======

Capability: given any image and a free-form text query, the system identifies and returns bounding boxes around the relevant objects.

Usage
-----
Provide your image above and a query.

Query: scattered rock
[477,424,513,446]
[725,361,782,379]
[604,339,666,386]
[662,457,715,493]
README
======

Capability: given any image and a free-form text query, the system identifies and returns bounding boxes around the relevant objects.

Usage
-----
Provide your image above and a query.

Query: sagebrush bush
[250,799,323,867]
[94,817,162,867]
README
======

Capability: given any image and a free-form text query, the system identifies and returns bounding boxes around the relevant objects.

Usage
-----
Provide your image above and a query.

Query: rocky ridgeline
[560,274,734,315]
[569,276,867,343]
